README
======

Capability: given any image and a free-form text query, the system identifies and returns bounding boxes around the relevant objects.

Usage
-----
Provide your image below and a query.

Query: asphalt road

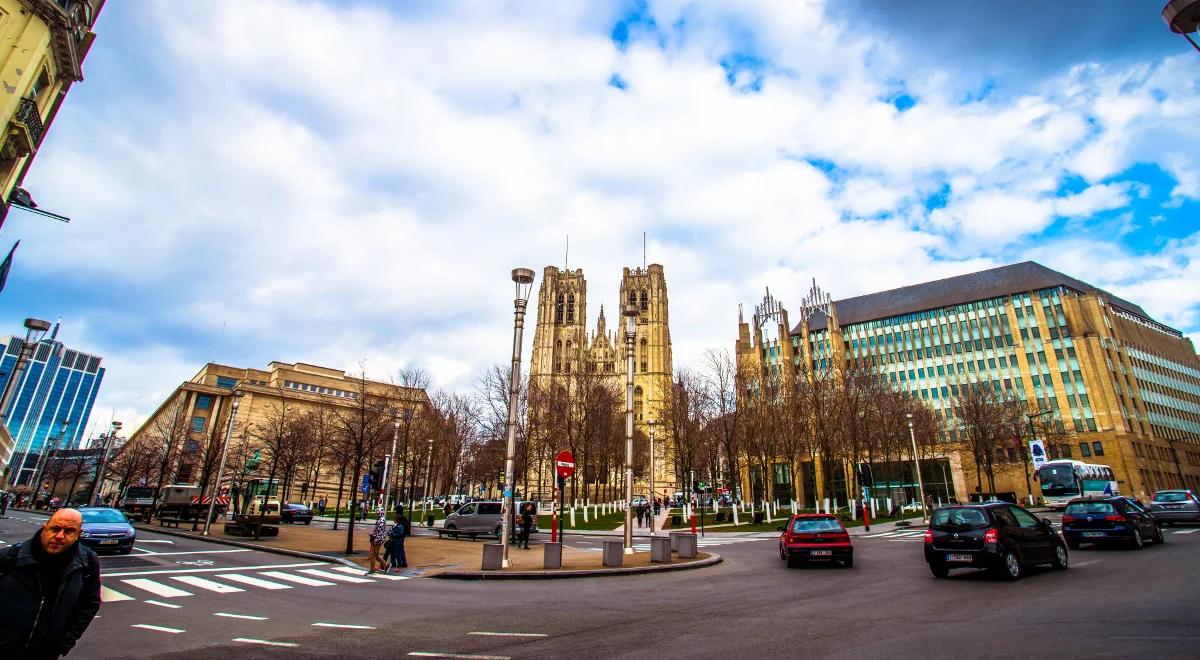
[2,510,1198,659]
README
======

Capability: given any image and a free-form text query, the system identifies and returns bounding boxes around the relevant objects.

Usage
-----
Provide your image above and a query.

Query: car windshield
[790,518,843,533]
[1153,492,1190,502]
[1065,501,1115,514]
[81,509,127,524]
[931,508,988,529]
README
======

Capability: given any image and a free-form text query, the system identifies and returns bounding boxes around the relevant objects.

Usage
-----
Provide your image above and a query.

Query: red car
[778,514,854,568]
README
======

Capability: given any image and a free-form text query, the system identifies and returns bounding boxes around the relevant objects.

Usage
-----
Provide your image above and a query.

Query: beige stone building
[128,361,428,506]
[527,263,675,498]
[736,261,1200,506]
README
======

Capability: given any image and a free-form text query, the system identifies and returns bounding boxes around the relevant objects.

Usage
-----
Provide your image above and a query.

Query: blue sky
[1,0,1197,438]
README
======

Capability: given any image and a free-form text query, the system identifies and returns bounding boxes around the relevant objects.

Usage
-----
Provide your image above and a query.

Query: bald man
[0,508,101,658]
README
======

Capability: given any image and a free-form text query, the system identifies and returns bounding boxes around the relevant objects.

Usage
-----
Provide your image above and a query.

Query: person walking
[519,504,534,550]
[387,511,409,572]
[366,508,388,574]
[0,508,101,658]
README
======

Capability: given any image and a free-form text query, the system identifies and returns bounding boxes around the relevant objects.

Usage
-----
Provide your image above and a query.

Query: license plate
[99,539,118,545]
[810,549,832,556]
[1082,532,1105,538]
[946,553,972,562]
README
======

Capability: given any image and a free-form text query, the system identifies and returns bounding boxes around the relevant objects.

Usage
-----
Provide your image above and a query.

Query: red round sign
[555,450,575,478]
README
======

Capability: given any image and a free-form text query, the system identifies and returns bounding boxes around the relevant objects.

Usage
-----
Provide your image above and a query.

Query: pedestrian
[0,491,9,517]
[519,504,534,549]
[387,511,409,572]
[0,508,101,658]
[636,505,645,528]
[366,508,388,574]
[653,499,661,517]
[318,497,326,516]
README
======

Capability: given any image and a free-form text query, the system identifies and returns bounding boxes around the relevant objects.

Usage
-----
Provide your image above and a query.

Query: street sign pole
[554,451,575,547]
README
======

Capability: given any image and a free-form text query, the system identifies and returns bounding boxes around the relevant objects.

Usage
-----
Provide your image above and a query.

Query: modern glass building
[0,324,104,485]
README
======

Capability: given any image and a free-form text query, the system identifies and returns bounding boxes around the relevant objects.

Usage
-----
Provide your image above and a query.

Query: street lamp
[1024,408,1053,505]
[89,421,122,506]
[423,437,435,512]
[905,413,928,522]
[647,418,656,536]
[204,390,244,535]
[384,408,404,514]
[501,267,535,568]
[1163,0,1200,52]
[622,302,638,554]
[0,318,52,487]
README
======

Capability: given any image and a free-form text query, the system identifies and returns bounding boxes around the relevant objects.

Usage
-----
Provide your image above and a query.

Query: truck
[119,486,156,520]
[155,484,228,521]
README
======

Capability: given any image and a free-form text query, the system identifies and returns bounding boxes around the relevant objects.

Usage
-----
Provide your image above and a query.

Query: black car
[923,503,1068,580]
[1061,496,1163,549]
[280,503,313,524]
[78,506,136,554]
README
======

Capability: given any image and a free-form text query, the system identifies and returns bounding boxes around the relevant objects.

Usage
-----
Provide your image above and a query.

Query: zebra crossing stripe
[297,568,375,584]
[1170,528,1198,535]
[330,566,409,581]
[100,586,134,602]
[122,578,193,598]
[171,575,245,594]
[258,571,335,587]
[216,573,292,590]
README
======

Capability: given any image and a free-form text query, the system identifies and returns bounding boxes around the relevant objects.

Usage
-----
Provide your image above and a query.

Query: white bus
[1036,460,1119,509]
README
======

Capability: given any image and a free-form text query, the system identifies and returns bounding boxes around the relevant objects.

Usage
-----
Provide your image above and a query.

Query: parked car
[1061,496,1164,549]
[1149,489,1200,526]
[778,514,853,568]
[78,506,136,555]
[280,503,314,525]
[924,502,1068,580]
[442,500,539,539]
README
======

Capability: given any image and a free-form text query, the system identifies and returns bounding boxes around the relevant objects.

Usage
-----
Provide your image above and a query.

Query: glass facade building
[0,330,104,485]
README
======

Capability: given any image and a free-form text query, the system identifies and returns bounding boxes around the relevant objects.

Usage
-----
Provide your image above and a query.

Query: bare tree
[329,364,392,554]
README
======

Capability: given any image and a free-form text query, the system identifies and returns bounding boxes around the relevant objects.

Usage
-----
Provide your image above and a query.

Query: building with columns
[736,261,1200,506]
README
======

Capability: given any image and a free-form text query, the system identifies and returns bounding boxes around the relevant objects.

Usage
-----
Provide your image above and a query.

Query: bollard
[543,542,562,569]
[482,543,504,570]
[650,536,671,563]
[675,533,698,558]
[602,539,624,567]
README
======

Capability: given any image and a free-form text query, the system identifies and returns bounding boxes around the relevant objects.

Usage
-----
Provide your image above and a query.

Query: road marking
[260,571,335,587]
[298,568,375,584]
[141,549,253,557]
[1170,529,1198,535]
[104,561,324,578]
[216,612,269,621]
[233,638,299,647]
[312,622,376,629]
[330,565,409,580]
[888,539,922,542]
[171,575,245,593]
[121,578,193,598]
[136,539,175,544]
[1073,560,1102,567]
[216,573,293,590]
[100,586,134,602]
[1110,636,1200,641]
[408,653,511,660]
[144,599,182,609]
[468,632,549,638]
[132,624,185,634]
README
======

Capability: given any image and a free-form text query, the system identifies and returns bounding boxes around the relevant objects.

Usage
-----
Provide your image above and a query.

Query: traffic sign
[555,450,575,479]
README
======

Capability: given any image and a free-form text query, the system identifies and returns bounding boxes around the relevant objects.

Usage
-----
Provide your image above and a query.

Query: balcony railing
[15,96,45,148]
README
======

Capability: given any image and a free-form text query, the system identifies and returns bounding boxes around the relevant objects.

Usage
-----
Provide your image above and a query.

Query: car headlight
[80,530,91,538]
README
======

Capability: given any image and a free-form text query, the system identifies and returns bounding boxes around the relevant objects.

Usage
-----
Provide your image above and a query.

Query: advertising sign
[1029,439,1047,470]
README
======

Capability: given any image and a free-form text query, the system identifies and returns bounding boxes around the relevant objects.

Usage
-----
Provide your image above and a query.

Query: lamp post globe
[1163,0,1200,51]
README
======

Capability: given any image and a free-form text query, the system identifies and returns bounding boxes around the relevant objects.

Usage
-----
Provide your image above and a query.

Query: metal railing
[15,97,44,147]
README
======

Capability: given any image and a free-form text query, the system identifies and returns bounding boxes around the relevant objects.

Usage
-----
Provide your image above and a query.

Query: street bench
[223,521,279,538]
[158,517,186,528]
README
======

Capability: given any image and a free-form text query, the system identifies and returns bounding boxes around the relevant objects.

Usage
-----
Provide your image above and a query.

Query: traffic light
[856,463,874,488]
[368,459,386,492]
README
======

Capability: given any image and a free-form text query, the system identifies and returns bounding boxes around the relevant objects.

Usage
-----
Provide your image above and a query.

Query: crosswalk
[860,530,926,540]
[101,565,405,603]
[572,536,769,552]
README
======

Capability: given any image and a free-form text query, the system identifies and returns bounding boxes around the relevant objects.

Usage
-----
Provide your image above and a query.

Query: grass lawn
[659,507,926,534]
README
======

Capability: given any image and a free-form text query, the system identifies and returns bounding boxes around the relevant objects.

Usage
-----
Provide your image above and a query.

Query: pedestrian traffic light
[369,459,386,492]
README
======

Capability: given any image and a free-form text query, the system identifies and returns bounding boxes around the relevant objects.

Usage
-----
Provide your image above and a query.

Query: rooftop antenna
[50,317,61,341]
[565,234,569,270]
[643,231,646,270]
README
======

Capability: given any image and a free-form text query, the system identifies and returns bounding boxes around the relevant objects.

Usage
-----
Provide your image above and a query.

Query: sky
[1,0,1197,440]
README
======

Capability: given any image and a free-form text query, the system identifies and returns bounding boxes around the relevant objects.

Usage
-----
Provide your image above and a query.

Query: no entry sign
[555,450,575,479]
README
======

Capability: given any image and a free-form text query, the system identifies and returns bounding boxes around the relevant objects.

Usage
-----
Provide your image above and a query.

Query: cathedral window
[640,338,648,372]
[634,386,644,421]
[555,294,564,324]
[640,289,648,311]
[567,294,575,323]
[628,290,636,308]
[555,340,563,372]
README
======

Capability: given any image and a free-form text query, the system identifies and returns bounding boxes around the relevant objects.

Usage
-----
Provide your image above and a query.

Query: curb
[131,523,362,569]
[434,552,722,580]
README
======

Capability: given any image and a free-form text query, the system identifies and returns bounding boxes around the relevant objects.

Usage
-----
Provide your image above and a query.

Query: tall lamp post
[1024,408,1053,505]
[423,437,434,513]
[1163,0,1200,52]
[647,418,656,536]
[0,318,52,487]
[501,267,535,568]
[89,421,122,506]
[204,390,244,535]
[622,302,638,554]
[905,413,928,522]
[384,409,400,513]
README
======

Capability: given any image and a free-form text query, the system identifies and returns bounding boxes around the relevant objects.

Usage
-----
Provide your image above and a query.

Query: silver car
[443,501,539,539]
[1149,490,1200,525]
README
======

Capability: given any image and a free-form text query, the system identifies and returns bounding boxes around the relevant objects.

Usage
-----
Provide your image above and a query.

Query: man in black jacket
[0,508,101,658]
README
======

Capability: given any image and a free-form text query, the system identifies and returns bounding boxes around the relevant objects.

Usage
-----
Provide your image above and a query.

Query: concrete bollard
[675,533,698,558]
[543,542,562,569]
[602,539,623,567]
[650,536,671,563]
[482,543,503,570]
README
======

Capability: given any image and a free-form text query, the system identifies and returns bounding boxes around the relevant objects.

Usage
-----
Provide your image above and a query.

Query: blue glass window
[216,376,237,389]
[196,395,212,410]
[191,416,206,432]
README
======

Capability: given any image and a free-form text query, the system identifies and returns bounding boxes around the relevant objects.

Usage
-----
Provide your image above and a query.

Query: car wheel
[1001,550,1022,581]
[304,520,311,525]
[1131,528,1144,550]
[779,546,787,561]
[929,563,949,578]
[843,556,854,569]
[1153,525,1164,544]
[1051,543,1068,570]
[446,524,458,539]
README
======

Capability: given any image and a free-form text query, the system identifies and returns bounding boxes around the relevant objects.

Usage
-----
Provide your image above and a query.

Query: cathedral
[527,263,675,499]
